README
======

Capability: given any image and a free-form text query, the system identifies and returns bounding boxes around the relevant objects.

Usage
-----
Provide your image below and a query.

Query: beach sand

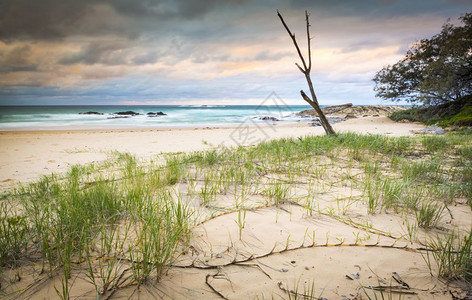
[0,116,424,191]
[2,116,470,299]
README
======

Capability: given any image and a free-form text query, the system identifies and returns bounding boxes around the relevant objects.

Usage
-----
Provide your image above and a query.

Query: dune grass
[425,230,472,281]
[1,131,471,297]
[1,153,193,298]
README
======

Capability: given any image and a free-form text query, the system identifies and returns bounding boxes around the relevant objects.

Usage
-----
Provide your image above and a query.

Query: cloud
[58,40,134,65]
[0,0,249,41]
[0,0,90,41]
[290,0,470,18]
[0,45,38,72]
[0,0,470,105]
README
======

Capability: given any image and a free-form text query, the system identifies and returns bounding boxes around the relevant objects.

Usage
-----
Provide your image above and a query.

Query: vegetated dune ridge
[1,113,471,299]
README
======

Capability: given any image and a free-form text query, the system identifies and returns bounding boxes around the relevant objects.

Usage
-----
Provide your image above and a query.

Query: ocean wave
[0,105,309,130]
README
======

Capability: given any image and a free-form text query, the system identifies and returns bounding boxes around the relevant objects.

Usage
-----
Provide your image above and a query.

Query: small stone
[280,268,289,272]
[290,260,296,264]
[304,266,310,270]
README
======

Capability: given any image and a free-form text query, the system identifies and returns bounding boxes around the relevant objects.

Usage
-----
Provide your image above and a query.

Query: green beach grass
[1,131,471,298]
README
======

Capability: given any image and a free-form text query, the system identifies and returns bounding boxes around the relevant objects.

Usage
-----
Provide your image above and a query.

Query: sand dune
[2,116,470,299]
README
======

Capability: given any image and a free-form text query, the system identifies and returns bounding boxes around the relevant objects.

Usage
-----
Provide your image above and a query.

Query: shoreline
[0,121,300,133]
[0,121,300,132]
[0,116,425,192]
[0,104,407,132]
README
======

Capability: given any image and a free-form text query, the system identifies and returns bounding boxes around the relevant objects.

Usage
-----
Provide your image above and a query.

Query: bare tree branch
[277,10,336,135]
[277,10,309,73]
[305,10,312,72]
[300,90,314,105]
[295,63,305,73]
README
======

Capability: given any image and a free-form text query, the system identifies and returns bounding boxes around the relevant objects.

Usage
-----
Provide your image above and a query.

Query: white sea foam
[0,105,311,130]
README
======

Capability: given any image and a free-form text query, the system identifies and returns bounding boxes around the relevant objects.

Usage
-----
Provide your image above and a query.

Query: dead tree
[277,10,336,135]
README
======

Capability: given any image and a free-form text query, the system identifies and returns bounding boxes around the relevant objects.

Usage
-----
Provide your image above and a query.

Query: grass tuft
[425,229,472,281]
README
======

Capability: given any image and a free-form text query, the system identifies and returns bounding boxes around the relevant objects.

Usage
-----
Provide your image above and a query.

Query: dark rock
[107,116,130,119]
[147,111,167,117]
[114,111,140,116]
[79,111,103,115]
[327,117,346,124]
[310,117,322,127]
[259,116,279,121]
[323,103,353,114]
[309,116,345,126]
[413,125,445,135]
[345,113,357,119]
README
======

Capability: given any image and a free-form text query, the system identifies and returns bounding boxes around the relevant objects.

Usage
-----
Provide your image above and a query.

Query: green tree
[373,13,472,105]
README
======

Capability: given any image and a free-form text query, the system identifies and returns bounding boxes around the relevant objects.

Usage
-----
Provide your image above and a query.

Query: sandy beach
[2,1,470,298]
[2,115,471,300]
[0,116,424,192]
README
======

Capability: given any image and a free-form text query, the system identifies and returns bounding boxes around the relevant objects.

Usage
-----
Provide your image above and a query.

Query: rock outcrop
[79,111,104,115]
[114,111,141,116]
[147,112,167,117]
[298,104,407,119]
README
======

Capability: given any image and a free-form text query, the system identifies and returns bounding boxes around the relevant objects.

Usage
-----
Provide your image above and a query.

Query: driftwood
[277,10,336,135]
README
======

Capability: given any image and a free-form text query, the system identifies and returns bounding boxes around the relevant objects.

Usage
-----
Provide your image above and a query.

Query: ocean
[0,105,312,130]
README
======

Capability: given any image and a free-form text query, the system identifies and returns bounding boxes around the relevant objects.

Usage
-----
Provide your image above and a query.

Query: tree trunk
[300,90,336,135]
[277,10,336,135]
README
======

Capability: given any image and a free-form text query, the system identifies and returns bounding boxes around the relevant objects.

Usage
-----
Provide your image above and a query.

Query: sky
[0,0,470,106]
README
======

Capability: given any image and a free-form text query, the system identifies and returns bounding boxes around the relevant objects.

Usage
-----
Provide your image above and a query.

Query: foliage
[437,102,472,127]
[374,12,472,105]
[0,202,28,267]
[389,95,472,126]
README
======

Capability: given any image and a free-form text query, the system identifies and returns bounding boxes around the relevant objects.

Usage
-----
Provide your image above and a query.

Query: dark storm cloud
[0,0,249,41]
[290,0,470,17]
[2,0,470,43]
[0,0,91,40]
[0,45,38,73]
[102,0,248,19]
